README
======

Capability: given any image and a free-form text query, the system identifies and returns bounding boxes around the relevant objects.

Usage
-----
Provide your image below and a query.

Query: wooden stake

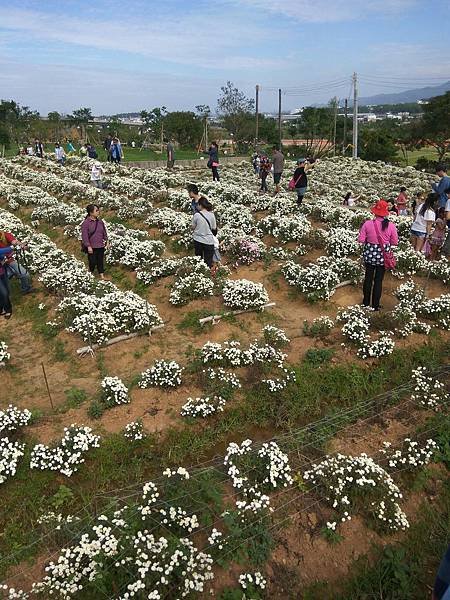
[41,362,55,410]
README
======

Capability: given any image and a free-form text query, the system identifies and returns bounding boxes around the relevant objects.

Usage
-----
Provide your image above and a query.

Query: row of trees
[1,87,449,162]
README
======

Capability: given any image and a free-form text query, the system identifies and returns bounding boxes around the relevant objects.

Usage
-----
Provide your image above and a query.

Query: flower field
[0,154,449,599]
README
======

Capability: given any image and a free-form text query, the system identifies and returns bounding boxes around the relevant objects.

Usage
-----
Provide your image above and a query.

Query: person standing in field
[410,192,437,252]
[66,139,75,155]
[358,199,399,311]
[187,184,206,214]
[81,204,108,279]
[0,230,33,294]
[191,197,217,268]
[103,134,113,161]
[110,138,123,164]
[167,139,175,169]
[272,146,284,194]
[34,138,44,158]
[207,142,220,181]
[54,143,66,165]
[0,245,15,319]
[292,158,311,205]
[396,186,408,215]
[90,162,104,189]
[432,165,450,208]
[259,154,271,193]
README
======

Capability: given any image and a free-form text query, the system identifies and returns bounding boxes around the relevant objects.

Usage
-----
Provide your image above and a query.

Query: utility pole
[160,122,164,154]
[278,88,282,151]
[343,98,348,155]
[352,72,358,159]
[204,114,208,152]
[255,84,260,149]
[332,98,338,156]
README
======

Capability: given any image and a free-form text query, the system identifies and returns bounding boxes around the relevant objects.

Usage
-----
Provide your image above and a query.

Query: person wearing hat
[292,158,312,205]
[90,161,104,189]
[358,200,398,311]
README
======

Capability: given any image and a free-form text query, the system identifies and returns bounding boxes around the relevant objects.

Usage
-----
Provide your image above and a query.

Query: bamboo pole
[77,324,165,356]
[199,303,276,326]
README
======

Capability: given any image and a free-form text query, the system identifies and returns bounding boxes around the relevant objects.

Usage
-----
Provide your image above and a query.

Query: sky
[0,0,449,115]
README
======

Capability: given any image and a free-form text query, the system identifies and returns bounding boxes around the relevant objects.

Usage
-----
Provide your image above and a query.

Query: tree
[420,91,450,161]
[70,107,92,142]
[140,107,167,142]
[48,111,62,141]
[164,111,202,147]
[359,127,398,163]
[0,100,40,145]
[70,107,92,124]
[217,81,255,146]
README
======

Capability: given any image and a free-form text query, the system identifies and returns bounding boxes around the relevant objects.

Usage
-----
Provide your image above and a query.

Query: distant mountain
[356,81,450,106]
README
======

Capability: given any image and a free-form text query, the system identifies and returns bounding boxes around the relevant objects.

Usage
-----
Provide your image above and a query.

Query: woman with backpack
[81,204,108,279]
[358,199,398,311]
[191,197,217,268]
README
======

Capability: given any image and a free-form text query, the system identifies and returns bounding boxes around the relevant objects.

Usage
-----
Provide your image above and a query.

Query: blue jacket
[432,175,450,207]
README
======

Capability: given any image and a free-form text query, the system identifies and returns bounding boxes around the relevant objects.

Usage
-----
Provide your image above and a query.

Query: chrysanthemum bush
[139,360,183,388]
[380,438,437,470]
[303,453,409,532]
[100,376,129,407]
[22,467,226,599]
[30,425,100,477]
[56,290,163,344]
[0,437,25,485]
[282,257,361,302]
[262,324,290,348]
[169,272,215,305]
[337,305,395,359]
[0,404,32,434]
[123,420,146,441]
[303,316,335,338]
[181,395,227,418]
[225,235,266,266]
[222,279,269,310]
[239,571,267,594]
[410,366,448,410]
[258,212,311,243]
[224,439,293,516]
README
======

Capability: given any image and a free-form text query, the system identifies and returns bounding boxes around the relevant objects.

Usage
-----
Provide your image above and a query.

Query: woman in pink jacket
[358,199,398,311]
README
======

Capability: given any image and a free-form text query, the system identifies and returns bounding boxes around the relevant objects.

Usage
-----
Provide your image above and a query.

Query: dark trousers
[211,166,220,181]
[194,240,214,268]
[260,172,268,191]
[87,247,105,274]
[0,272,12,314]
[363,264,385,310]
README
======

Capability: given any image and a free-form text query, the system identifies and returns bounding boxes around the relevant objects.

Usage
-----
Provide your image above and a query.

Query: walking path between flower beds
[125,156,247,169]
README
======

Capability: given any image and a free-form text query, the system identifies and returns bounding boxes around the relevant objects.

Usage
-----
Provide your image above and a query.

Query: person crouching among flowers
[358,199,398,311]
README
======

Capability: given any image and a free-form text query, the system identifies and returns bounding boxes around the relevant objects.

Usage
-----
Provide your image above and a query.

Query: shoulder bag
[288,170,304,191]
[372,221,396,270]
[198,212,220,249]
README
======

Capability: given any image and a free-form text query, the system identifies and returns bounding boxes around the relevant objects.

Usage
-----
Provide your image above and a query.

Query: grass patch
[176,309,214,335]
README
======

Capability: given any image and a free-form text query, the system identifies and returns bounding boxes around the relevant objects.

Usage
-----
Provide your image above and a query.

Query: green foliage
[304,348,335,366]
[63,386,88,409]
[177,309,214,334]
[359,126,398,162]
[164,111,203,147]
[88,399,106,419]
[421,91,450,160]
[320,526,344,544]
[50,485,74,509]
